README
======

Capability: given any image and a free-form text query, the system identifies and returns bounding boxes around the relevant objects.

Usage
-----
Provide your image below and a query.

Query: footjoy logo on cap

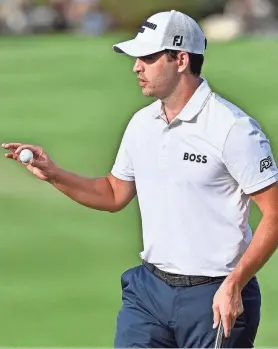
[138,21,158,33]
[173,35,183,46]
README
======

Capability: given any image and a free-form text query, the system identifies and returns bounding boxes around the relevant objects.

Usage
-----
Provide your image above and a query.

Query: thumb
[213,304,221,329]
[24,158,46,172]
[29,158,45,168]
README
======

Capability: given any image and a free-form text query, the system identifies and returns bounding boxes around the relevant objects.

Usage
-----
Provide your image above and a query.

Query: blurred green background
[0,30,278,349]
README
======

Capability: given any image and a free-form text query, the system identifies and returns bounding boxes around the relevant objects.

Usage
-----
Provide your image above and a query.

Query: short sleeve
[111,123,135,182]
[223,118,278,195]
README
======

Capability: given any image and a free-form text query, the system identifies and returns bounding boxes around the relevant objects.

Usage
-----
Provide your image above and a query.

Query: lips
[138,75,147,81]
[138,78,147,86]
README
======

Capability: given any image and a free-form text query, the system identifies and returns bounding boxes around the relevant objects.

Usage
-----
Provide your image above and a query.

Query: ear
[177,52,190,73]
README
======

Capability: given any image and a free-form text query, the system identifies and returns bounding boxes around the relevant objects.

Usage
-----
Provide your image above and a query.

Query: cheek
[148,65,168,85]
[153,68,176,89]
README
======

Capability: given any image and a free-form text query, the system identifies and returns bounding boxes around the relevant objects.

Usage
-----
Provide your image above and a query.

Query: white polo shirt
[111,79,278,277]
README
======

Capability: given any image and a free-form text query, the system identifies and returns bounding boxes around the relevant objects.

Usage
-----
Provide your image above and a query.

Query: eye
[141,51,165,64]
[142,54,156,63]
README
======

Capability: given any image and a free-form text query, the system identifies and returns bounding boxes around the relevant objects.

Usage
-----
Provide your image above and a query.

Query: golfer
[2,10,278,348]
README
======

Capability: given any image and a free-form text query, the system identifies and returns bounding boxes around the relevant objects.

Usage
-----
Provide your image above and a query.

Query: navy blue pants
[114,265,261,348]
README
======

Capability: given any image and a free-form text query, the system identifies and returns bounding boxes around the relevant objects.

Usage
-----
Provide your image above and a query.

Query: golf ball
[19,149,33,163]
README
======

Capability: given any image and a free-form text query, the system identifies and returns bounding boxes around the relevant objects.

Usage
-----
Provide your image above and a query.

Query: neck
[162,76,202,123]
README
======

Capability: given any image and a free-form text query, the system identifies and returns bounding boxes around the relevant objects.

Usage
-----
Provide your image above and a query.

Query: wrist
[225,271,246,291]
[48,164,62,184]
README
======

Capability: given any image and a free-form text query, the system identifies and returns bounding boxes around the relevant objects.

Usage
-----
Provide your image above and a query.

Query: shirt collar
[153,78,212,122]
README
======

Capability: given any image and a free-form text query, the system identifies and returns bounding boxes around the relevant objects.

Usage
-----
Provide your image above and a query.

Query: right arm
[2,143,136,213]
[50,170,136,212]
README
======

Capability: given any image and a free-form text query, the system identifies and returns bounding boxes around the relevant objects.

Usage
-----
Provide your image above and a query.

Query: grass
[0,34,277,347]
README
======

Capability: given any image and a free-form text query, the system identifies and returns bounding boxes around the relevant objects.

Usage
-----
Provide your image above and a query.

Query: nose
[133,58,143,73]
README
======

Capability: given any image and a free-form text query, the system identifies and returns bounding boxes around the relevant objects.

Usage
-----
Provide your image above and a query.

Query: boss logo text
[183,152,207,164]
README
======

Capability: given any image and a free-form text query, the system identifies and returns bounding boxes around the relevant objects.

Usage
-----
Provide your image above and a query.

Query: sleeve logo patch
[260,156,273,173]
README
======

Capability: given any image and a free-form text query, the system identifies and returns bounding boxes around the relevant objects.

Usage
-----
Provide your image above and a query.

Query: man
[2,9,278,348]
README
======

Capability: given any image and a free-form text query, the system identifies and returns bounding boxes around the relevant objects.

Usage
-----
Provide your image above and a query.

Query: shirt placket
[158,126,171,170]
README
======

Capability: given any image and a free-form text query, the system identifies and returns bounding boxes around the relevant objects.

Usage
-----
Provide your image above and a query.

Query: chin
[142,87,155,97]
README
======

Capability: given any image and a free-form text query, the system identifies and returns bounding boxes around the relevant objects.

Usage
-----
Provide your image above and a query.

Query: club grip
[214,320,224,348]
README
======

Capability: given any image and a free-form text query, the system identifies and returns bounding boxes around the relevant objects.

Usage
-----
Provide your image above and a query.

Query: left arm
[213,183,278,338]
[213,117,278,338]
[227,183,278,289]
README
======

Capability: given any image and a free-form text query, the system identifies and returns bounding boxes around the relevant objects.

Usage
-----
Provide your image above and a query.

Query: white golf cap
[113,10,207,57]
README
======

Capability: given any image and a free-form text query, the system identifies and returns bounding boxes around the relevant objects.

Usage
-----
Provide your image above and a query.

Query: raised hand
[2,143,58,181]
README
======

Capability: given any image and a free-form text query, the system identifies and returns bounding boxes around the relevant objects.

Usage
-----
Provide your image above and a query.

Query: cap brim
[113,39,164,58]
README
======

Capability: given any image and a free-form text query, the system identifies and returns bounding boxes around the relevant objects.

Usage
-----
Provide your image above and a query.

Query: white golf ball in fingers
[19,149,33,163]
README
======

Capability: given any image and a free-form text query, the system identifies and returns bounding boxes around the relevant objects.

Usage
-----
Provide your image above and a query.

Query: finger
[2,143,22,150]
[15,145,42,156]
[213,305,221,329]
[5,152,31,165]
[4,150,43,169]
[231,315,237,330]
[5,153,19,160]
[231,309,241,329]
[222,314,232,338]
